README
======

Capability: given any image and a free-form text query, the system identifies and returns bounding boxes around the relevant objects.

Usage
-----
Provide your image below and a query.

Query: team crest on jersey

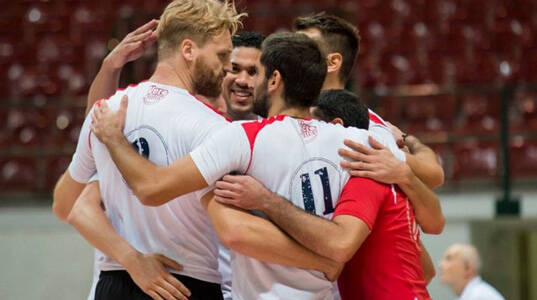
[143,85,169,105]
[299,120,318,140]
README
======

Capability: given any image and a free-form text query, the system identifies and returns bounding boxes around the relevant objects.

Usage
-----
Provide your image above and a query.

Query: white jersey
[68,81,228,283]
[191,115,405,299]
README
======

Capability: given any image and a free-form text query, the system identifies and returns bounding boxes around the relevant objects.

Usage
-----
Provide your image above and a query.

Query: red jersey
[334,177,431,300]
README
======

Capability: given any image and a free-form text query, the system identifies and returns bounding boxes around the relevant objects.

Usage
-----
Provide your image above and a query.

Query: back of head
[260,32,327,108]
[156,0,245,60]
[313,89,369,129]
[293,12,360,83]
[232,31,265,49]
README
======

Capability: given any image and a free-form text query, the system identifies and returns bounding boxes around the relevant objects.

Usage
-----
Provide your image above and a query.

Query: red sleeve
[333,177,389,230]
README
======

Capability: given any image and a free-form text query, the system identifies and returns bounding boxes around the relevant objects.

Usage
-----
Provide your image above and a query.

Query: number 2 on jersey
[300,167,334,215]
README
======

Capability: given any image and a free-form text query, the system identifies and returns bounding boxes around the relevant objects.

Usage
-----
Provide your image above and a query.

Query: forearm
[203,193,338,273]
[67,185,139,266]
[262,194,349,262]
[52,171,85,222]
[104,137,207,206]
[397,166,445,234]
[404,135,445,188]
[86,59,121,115]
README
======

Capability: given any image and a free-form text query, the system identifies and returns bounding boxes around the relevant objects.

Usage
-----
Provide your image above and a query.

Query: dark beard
[193,58,223,98]
[252,80,269,118]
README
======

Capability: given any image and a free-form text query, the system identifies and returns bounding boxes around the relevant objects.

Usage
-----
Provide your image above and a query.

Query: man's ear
[330,117,344,126]
[267,70,281,93]
[326,53,343,74]
[181,39,196,62]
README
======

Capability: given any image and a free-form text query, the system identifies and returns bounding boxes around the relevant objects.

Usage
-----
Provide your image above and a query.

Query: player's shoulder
[95,80,150,110]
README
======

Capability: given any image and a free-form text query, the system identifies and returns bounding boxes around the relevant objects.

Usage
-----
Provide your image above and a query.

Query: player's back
[232,115,404,300]
[89,81,228,283]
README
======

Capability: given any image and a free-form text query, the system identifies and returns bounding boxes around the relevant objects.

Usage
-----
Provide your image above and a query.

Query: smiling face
[221,46,263,119]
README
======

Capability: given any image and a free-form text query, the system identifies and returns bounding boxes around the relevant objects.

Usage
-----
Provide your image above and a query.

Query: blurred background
[0,0,536,299]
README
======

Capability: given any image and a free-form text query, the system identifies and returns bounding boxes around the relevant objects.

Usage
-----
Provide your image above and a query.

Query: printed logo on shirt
[299,120,318,140]
[144,85,169,105]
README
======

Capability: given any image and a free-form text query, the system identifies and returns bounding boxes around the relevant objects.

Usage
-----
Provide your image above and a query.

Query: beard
[252,79,270,118]
[192,58,224,98]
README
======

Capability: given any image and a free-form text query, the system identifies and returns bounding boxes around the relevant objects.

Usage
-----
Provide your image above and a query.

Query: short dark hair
[313,89,369,129]
[261,32,326,108]
[232,31,265,49]
[293,12,360,83]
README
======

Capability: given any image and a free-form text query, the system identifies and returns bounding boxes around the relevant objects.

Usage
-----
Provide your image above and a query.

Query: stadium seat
[510,137,537,177]
[452,142,499,179]
[44,155,72,190]
[0,158,38,191]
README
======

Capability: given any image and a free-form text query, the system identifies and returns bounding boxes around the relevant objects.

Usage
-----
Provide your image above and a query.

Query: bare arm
[68,181,191,300]
[86,19,158,115]
[420,240,435,284]
[213,175,371,263]
[404,135,445,189]
[339,137,445,234]
[387,122,444,189]
[90,97,207,206]
[200,191,342,280]
[52,171,86,221]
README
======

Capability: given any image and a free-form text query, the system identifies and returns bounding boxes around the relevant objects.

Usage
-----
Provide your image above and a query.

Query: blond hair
[156,0,246,59]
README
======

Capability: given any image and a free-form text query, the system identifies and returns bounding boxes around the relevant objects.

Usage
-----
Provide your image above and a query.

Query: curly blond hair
[157,0,246,59]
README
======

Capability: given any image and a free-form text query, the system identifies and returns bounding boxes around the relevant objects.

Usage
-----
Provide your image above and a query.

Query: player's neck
[322,75,345,91]
[149,61,193,92]
[276,106,311,119]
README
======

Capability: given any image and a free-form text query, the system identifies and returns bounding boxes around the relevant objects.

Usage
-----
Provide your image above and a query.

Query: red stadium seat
[44,155,72,190]
[0,158,38,191]
[452,142,499,179]
[510,137,537,177]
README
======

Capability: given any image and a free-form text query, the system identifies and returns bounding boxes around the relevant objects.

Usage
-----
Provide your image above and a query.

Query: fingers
[120,95,129,112]
[221,174,247,183]
[147,290,164,300]
[343,139,373,155]
[154,285,176,300]
[340,160,373,171]
[348,170,375,178]
[368,136,386,150]
[215,180,240,192]
[131,19,159,36]
[338,148,371,163]
[165,274,191,298]
[155,254,183,271]
[159,280,189,300]
[214,188,239,199]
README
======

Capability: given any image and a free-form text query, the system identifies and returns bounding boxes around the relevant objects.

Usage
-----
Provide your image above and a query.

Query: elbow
[66,204,81,226]
[421,216,445,235]
[52,189,69,222]
[135,185,165,207]
[429,166,445,189]
[52,200,69,222]
[330,241,357,263]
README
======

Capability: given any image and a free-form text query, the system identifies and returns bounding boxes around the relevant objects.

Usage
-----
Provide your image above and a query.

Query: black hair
[313,89,369,129]
[294,12,360,83]
[260,32,326,108]
[232,31,265,49]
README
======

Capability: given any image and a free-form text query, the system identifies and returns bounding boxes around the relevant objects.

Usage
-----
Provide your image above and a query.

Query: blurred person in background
[439,243,505,300]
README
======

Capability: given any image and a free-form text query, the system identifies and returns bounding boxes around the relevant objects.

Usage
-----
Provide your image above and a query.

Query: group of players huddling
[52,0,446,299]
